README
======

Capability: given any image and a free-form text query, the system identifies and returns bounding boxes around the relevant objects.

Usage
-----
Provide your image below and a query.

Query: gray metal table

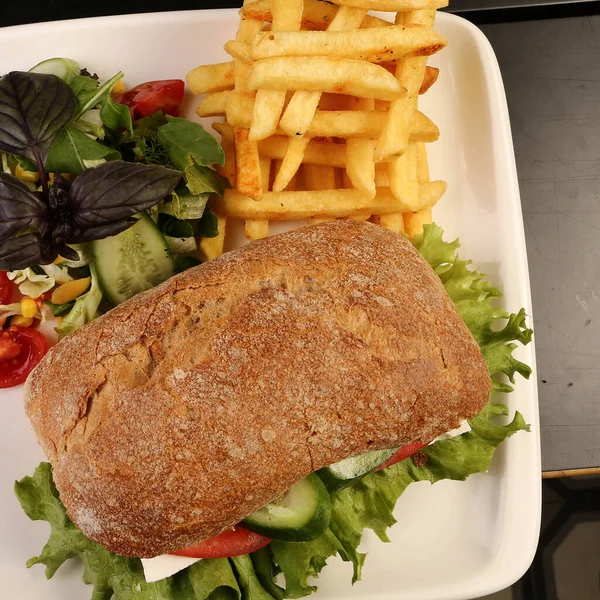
[479,14,600,473]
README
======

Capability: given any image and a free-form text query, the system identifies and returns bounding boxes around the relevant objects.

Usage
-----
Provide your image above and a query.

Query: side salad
[0,58,227,386]
[15,223,533,600]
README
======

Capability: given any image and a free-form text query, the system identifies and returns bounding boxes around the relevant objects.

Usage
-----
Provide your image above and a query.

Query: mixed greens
[0,59,225,337]
[15,223,532,600]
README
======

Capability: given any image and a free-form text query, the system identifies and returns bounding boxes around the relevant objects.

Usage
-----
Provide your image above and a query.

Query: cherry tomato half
[374,442,427,472]
[114,80,185,121]
[0,326,48,388]
[0,272,15,305]
[171,526,271,559]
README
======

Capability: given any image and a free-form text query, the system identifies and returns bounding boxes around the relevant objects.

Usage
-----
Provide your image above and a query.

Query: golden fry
[273,137,311,192]
[258,136,346,168]
[346,139,376,196]
[251,25,446,63]
[326,0,447,9]
[215,188,410,220]
[239,0,389,31]
[376,10,436,160]
[198,215,227,261]
[249,57,407,101]
[234,128,263,201]
[186,62,234,95]
[420,66,439,94]
[196,90,230,118]
[245,220,269,240]
[404,208,433,238]
[304,164,337,191]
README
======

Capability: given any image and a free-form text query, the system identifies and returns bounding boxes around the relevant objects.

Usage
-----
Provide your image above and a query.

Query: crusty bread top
[25,220,490,557]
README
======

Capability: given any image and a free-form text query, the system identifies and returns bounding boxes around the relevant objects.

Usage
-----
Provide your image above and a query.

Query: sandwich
[16,220,532,598]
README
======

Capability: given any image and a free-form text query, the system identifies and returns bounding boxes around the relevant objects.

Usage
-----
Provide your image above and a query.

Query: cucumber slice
[91,212,175,306]
[242,474,331,542]
[317,449,397,493]
[29,58,81,84]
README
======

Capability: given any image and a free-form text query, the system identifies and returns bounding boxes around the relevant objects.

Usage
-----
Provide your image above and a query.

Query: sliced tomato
[374,442,427,472]
[114,79,185,120]
[0,326,48,388]
[171,526,271,559]
[0,272,15,305]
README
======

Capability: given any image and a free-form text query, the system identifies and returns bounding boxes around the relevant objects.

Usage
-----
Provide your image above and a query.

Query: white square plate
[0,9,541,600]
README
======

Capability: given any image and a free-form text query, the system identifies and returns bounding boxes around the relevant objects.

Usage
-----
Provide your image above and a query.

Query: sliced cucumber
[242,474,331,542]
[317,449,397,493]
[91,212,175,306]
[29,58,81,84]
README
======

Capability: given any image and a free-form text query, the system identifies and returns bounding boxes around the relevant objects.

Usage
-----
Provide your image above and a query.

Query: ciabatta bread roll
[25,220,490,557]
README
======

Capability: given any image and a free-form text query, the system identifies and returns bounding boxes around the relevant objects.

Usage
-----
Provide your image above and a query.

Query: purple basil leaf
[67,161,181,230]
[67,219,137,244]
[0,173,48,240]
[0,233,53,270]
[0,72,76,166]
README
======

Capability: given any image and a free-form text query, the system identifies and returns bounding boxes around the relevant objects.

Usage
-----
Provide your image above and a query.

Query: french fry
[251,25,446,63]
[239,0,390,30]
[245,220,269,240]
[213,122,236,187]
[375,163,390,187]
[273,137,311,192]
[346,139,376,196]
[216,188,411,220]
[376,10,436,160]
[258,136,346,167]
[249,90,287,140]
[196,90,231,118]
[260,157,271,191]
[370,213,406,235]
[234,128,263,201]
[389,142,419,209]
[198,215,227,261]
[416,141,430,181]
[249,0,303,141]
[249,58,407,101]
[187,62,234,95]
[225,40,253,64]
[403,208,432,237]
[278,6,366,138]
[304,164,337,191]
[420,66,439,94]
[327,0,447,9]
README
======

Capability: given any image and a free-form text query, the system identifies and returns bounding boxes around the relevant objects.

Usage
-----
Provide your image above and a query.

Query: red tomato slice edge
[114,79,185,121]
[0,326,48,389]
[374,442,427,472]
[171,525,271,559]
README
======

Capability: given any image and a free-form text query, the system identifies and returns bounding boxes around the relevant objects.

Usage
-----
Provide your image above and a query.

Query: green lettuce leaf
[14,223,533,600]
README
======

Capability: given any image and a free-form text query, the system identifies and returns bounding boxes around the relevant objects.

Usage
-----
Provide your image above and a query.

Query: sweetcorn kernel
[20,298,38,319]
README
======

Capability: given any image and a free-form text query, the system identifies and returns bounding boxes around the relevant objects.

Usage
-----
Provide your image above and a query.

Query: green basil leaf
[0,173,47,240]
[198,207,220,238]
[158,116,225,170]
[46,124,121,174]
[0,72,76,166]
[68,161,181,233]
[100,94,133,135]
[158,213,195,238]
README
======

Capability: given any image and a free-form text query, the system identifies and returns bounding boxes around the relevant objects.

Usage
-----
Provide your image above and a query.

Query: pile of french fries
[187,0,449,259]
